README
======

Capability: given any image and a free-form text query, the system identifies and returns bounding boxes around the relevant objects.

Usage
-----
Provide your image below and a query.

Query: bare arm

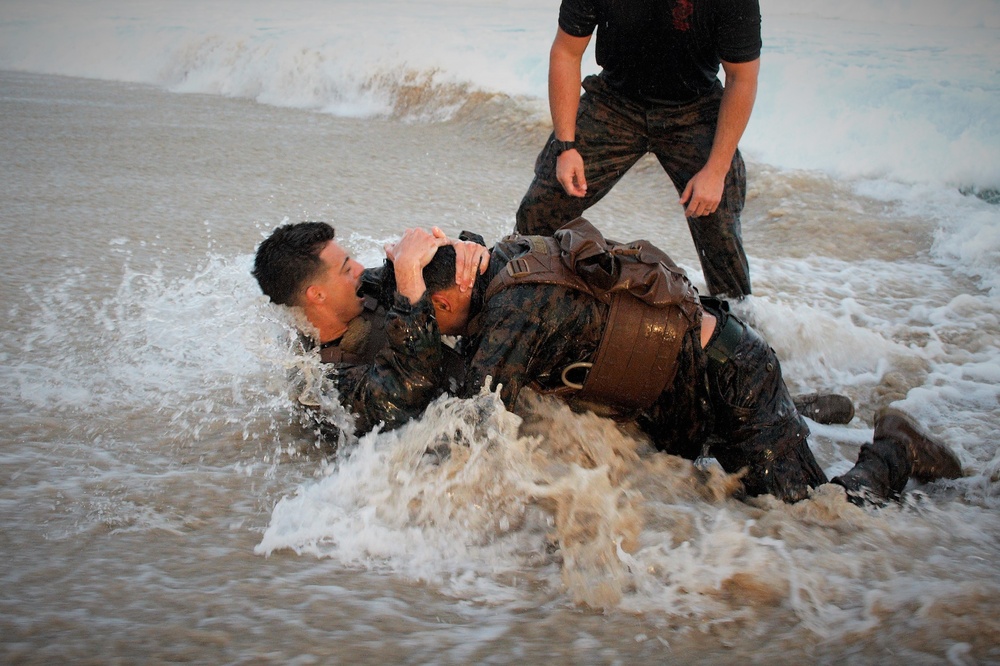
[549,27,592,198]
[383,228,448,303]
[680,57,759,218]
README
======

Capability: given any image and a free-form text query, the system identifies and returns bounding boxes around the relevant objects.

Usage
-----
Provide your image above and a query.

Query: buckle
[560,362,593,390]
[506,258,531,278]
[610,245,641,257]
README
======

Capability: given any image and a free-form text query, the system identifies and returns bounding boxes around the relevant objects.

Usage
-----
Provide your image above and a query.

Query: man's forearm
[549,56,582,141]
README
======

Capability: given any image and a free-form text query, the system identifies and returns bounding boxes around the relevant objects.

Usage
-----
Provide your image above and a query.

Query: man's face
[312,240,365,325]
[432,286,473,336]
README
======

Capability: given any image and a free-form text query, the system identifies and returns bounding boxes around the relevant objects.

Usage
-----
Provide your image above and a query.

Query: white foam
[256,388,558,604]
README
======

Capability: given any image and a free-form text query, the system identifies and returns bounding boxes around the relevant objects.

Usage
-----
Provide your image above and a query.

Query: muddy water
[1,71,998,664]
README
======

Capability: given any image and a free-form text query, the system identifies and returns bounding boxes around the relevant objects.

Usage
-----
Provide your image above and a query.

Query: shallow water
[2,70,999,664]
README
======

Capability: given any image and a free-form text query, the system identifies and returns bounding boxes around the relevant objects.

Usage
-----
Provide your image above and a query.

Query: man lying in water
[252,221,850,440]
[380,217,964,505]
[252,221,488,437]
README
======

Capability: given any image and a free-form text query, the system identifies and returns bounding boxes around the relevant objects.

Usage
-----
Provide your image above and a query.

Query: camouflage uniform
[315,267,448,437]
[517,74,752,299]
[457,237,827,502]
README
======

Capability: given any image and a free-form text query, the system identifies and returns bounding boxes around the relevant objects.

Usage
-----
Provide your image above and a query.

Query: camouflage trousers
[702,304,913,504]
[702,305,826,502]
[516,74,752,298]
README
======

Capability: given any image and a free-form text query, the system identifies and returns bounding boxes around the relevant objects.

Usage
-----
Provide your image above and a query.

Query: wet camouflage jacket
[457,239,713,459]
[317,266,446,436]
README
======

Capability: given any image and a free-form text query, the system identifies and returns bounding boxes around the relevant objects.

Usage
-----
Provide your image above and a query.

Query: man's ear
[303,283,324,305]
[430,293,452,313]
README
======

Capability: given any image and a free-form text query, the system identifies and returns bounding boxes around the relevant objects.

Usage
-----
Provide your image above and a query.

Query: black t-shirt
[559,0,761,104]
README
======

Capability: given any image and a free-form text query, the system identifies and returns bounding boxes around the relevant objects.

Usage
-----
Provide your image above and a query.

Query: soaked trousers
[703,306,826,502]
[702,304,912,504]
[516,74,752,298]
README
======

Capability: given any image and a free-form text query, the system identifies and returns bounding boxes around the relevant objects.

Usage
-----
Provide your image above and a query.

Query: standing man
[516,0,761,298]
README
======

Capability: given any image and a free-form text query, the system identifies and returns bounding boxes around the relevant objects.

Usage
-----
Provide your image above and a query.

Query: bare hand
[556,150,587,198]
[680,167,726,218]
[384,228,448,303]
[433,227,490,292]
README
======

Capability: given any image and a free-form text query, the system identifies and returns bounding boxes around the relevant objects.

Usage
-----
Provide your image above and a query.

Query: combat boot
[832,407,963,505]
[793,393,855,424]
[873,407,963,483]
[831,440,901,504]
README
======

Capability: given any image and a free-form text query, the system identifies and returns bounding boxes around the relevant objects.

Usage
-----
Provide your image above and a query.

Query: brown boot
[873,407,963,483]
[793,393,855,424]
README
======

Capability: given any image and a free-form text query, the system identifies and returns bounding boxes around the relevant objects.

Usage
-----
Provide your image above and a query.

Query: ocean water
[1,0,999,663]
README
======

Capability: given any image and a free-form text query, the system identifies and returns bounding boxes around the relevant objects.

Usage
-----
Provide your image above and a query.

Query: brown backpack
[486,217,702,411]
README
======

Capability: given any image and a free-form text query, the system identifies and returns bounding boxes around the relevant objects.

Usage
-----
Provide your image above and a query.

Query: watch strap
[552,139,576,156]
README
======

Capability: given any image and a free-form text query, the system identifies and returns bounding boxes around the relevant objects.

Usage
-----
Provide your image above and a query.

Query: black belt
[704,313,744,365]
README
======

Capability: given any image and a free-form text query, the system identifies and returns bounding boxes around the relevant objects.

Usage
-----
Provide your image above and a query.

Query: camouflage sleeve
[359,264,393,306]
[331,293,444,435]
[460,285,602,407]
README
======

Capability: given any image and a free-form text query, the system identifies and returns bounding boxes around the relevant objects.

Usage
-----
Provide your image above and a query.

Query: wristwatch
[551,139,576,156]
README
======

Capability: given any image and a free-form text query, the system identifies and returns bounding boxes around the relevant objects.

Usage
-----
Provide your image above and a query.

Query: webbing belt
[703,313,744,365]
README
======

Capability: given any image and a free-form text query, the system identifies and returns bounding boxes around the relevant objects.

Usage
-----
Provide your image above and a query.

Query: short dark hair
[252,222,336,305]
[422,245,457,293]
[378,244,457,298]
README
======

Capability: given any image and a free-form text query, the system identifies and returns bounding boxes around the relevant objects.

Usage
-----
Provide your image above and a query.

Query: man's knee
[721,151,747,214]
[688,212,751,297]
[514,194,543,235]
[515,181,585,235]
[713,426,826,503]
